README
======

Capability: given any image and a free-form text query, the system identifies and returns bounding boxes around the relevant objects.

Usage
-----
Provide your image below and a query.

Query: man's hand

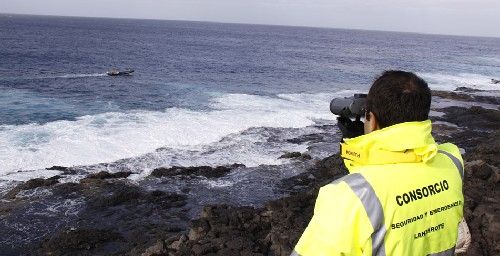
[337,114,364,139]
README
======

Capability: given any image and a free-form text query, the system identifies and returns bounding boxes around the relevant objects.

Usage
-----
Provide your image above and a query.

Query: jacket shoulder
[437,142,461,156]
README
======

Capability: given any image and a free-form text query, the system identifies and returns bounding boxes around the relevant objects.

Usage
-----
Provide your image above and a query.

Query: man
[292,71,464,255]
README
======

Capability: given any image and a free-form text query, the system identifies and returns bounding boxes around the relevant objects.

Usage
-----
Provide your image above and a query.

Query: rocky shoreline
[0,88,498,256]
[164,89,500,256]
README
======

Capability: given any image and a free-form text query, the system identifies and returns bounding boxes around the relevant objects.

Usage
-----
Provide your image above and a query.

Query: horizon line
[2,12,500,40]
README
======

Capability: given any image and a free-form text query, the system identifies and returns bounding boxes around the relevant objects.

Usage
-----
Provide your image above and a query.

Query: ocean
[1,14,500,188]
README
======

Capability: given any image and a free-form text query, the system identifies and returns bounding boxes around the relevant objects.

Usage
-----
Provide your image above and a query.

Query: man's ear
[364,112,379,134]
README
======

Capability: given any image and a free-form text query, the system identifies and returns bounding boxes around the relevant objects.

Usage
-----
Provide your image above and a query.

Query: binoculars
[330,93,367,118]
[330,94,367,138]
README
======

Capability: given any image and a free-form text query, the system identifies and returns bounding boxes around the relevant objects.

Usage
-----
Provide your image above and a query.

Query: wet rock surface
[278,152,312,161]
[460,130,500,256]
[82,171,133,180]
[150,164,245,179]
[0,88,498,256]
[1,172,189,255]
[168,154,348,256]
[151,156,347,256]
[438,106,500,131]
[433,89,500,105]
[38,228,124,255]
[431,102,499,255]
[4,176,60,199]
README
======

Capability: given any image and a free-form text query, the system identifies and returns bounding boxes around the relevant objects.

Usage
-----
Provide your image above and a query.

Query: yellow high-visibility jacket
[293,120,464,256]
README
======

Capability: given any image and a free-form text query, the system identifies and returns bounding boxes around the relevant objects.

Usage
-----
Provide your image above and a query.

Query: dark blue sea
[1,14,500,182]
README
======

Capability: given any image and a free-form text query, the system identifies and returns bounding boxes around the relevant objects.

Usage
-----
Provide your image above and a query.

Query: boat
[491,79,500,84]
[107,69,134,76]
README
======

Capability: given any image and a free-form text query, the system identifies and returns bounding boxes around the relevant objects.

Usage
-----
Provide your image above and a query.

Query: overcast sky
[1,0,499,37]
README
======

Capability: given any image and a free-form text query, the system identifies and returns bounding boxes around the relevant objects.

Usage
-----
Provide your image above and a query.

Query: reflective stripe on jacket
[293,120,464,256]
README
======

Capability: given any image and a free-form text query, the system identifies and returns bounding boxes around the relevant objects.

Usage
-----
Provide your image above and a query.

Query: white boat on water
[106,68,134,76]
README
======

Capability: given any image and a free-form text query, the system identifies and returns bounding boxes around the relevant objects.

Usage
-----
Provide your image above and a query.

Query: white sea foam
[54,73,107,79]
[199,179,235,188]
[0,92,350,178]
[124,125,320,181]
[37,73,107,79]
[420,72,500,91]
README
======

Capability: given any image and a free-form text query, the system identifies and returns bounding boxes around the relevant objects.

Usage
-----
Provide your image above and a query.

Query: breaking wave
[50,73,107,79]
[420,72,500,91]
[0,91,356,179]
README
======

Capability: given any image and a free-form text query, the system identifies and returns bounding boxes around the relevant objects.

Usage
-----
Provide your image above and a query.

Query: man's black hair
[366,70,431,128]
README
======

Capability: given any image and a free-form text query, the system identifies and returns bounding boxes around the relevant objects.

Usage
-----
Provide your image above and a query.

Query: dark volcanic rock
[455,87,482,93]
[87,184,143,209]
[82,171,133,180]
[38,228,124,255]
[1,176,190,255]
[141,240,167,256]
[280,154,347,193]
[51,182,84,197]
[4,176,60,199]
[465,130,500,167]
[468,161,493,180]
[287,133,326,144]
[433,89,500,105]
[167,154,348,255]
[279,152,302,159]
[430,105,498,153]
[436,107,500,256]
[462,161,500,255]
[82,180,188,210]
[433,90,475,102]
[168,192,317,255]
[438,106,500,131]
[150,163,245,179]
[46,166,69,171]
[46,165,83,175]
[279,152,312,161]
[53,182,187,255]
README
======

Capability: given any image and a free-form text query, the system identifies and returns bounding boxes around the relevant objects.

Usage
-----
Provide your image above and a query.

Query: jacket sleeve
[293,182,373,256]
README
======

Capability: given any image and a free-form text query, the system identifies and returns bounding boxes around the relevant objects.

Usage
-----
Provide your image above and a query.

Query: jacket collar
[341,120,437,172]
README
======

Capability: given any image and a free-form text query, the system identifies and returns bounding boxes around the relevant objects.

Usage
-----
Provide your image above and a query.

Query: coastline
[165,88,499,256]
[0,87,498,255]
